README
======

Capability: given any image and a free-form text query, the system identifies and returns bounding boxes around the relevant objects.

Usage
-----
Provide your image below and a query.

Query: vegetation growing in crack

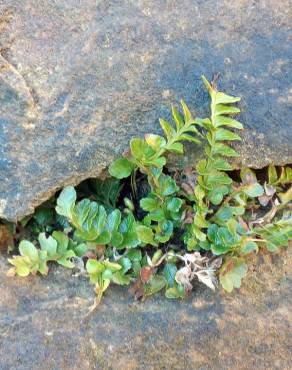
[5,76,292,306]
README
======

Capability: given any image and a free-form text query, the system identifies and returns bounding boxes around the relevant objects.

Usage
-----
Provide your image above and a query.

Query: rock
[0,249,291,369]
[0,1,291,221]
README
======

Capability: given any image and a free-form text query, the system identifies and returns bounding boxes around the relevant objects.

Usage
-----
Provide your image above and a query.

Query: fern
[184,76,242,250]
[109,99,201,182]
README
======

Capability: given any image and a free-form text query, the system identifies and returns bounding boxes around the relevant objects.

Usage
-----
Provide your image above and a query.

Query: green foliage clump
[8,232,77,276]
[56,186,139,248]
[8,75,292,307]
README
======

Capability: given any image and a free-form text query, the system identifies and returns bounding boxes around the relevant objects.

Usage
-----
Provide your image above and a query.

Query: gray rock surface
[0,249,291,369]
[0,0,291,221]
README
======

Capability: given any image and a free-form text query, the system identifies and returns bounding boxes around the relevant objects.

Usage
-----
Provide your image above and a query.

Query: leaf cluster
[56,186,140,249]
[8,76,292,306]
[8,232,77,276]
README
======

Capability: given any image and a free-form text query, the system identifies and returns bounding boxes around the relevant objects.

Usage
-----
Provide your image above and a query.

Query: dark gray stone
[0,0,291,221]
[0,249,291,369]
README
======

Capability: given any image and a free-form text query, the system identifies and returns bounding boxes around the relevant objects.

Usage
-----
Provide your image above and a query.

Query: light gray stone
[0,0,291,221]
[0,249,291,369]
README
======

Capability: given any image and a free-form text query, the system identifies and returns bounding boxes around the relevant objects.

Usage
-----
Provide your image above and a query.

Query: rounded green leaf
[130,138,155,161]
[95,231,111,245]
[119,257,132,274]
[242,241,258,254]
[220,259,247,292]
[57,250,76,268]
[163,263,177,287]
[102,268,113,280]
[103,260,122,272]
[38,233,58,257]
[19,241,39,262]
[136,225,157,246]
[111,231,123,248]
[155,220,173,243]
[145,134,166,151]
[74,243,88,257]
[219,274,233,292]
[86,259,104,274]
[158,174,179,196]
[165,284,186,299]
[266,243,279,252]
[140,197,158,212]
[52,231,69,255]
[211,243,230,256]
[149,156,166,168]
[126,249,142,262]
[8,256,31,277]
[166,197,183,213]
[243,183,264,198]
[109,158,134,179]
[112,271,131,285]
[209,192,224,205]
[55,186,76,218]
[106,209,121,232]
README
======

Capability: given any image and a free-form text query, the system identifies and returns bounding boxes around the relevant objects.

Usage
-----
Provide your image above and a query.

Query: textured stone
[0,249,291,369]
[0,0,291,221]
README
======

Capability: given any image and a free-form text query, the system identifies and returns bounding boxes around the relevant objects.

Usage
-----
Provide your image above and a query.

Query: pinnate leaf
[214,116,243,129]
[159,118,174,140]
[181,100,193,124]
[215,128,241,141]
[171,105,184,130]
[212,143,239,157]
[215,92,240,105]
[215,104,240,116]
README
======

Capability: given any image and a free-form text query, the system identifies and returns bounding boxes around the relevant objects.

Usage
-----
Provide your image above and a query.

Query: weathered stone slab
[0,1,291,221]
[0,249,291,369]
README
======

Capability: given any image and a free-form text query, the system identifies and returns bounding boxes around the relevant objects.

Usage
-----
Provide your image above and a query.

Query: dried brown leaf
[140,266,153,283]
[0,225,14,255]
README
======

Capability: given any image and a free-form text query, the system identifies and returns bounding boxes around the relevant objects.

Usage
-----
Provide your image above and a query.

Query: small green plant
[86,258,131,307]
[8,75,291,307]
[56,186,140,248]
[109,99,201,181]
[8,231,77,276]
[182,78,241,250]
